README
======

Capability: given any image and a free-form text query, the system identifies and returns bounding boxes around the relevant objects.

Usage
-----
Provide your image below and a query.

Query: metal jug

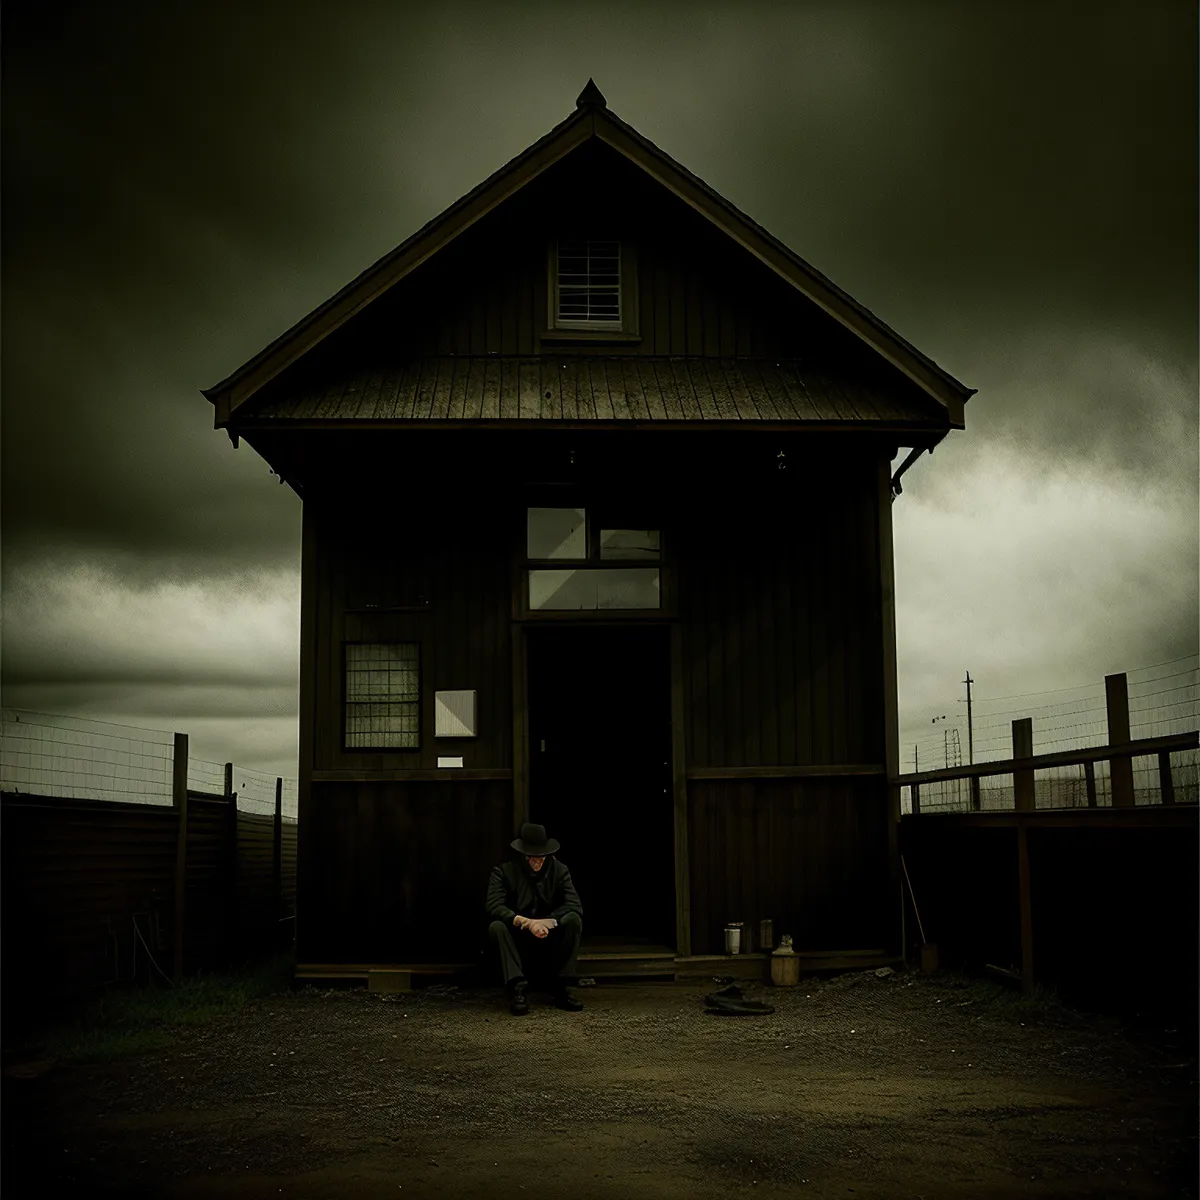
[770,933,800,986]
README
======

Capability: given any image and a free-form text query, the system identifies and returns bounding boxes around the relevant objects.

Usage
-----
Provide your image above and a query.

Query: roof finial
[576,78,607,110]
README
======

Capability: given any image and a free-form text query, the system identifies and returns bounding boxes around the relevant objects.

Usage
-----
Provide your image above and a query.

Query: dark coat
[485,856,584,925]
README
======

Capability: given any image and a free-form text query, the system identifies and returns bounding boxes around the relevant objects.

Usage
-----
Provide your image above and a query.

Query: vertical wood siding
[279,133,911,961]
[676,453,885,769]
[297,779,511,964]
[277,140,921,409]
[687,777,891,954]
[310,496,514,773]
[298,442,893,959]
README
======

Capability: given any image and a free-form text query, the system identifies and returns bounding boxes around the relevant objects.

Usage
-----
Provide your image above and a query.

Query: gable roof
[203,80,975,428]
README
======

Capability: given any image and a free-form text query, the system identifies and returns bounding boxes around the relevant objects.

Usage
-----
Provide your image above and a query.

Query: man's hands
[514,915,556,939]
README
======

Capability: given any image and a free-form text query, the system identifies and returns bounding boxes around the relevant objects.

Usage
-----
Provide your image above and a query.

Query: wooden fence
[894,674,1198,1020]
[1,733,296,1031]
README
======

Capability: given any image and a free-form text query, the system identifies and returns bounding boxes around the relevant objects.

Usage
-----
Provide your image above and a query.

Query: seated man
[485,822,584,1015]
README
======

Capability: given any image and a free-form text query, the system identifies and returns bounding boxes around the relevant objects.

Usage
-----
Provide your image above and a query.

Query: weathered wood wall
[285,133,910,967]
[687,777,891,955]
[676,455,884,769]
[310,497,514,774]
[300,779,512,963]
[298,441,894,963]
[262,140,932,416]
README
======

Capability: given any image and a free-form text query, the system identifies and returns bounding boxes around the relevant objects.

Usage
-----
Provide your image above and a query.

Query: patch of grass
[8,951,296,1064]
[55,1026,176,1062]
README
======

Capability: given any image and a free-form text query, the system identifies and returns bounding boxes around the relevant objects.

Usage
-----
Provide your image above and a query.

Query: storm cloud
[2,0,1195,774]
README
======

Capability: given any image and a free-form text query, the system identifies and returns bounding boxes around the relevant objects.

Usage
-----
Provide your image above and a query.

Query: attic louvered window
[555,239,621,328]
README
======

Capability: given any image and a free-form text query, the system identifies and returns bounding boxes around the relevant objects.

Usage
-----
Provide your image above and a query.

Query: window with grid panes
[344,643,420,748]
[555,240,621,328]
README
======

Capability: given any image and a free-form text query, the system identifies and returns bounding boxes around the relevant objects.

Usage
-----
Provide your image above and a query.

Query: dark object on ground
[703,983,775,1016]
[554,988,584,1012]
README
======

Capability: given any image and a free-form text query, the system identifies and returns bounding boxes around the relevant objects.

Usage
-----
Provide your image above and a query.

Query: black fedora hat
[511,822,560,857]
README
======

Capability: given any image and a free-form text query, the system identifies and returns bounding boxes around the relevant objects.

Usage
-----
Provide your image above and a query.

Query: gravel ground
[3,968,1196,1199]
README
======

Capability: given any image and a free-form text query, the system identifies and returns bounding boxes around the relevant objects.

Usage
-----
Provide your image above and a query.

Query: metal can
[759,918,774,953]
[723,923,743,954]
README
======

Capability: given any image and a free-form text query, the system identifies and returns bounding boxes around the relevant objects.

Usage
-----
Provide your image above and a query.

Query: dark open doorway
[527,626,675,947]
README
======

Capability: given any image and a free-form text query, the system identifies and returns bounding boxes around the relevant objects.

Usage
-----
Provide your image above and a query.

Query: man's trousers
[487,912,583,989]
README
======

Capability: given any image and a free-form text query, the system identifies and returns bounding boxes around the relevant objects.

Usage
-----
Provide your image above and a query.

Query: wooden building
[203,81,974,974]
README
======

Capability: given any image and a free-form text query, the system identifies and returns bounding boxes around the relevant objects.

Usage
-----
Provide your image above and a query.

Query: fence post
[1105,673,1134,807]
[273,777,283,948]
[1084,760,1098,807]
[970,775,981,811]
[1017,818,1035,995]
[225,763,239,965]
[1013,718,1035,811]
[1158,752,1175,806]
[172,732,189,985]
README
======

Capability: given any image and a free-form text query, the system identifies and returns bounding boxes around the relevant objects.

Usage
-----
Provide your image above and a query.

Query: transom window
[555,240,621,328]
[344,642,420,749]
[525,507,660,610]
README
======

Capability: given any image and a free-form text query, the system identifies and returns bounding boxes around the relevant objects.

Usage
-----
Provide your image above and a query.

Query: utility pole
[964,670,980,811]
[963,671,974,764]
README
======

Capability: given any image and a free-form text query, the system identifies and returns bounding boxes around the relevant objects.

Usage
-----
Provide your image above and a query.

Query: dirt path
[4,970,1195,1198]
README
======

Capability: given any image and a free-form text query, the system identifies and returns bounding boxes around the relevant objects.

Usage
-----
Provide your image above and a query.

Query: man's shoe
[553,987,584,1012]
[509,982,529,1016]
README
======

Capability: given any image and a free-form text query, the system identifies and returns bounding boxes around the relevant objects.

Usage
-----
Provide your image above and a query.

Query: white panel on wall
[435,690,477,738]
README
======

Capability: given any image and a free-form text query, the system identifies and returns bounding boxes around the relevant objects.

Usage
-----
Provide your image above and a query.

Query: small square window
[527,507,587,560]
[344,643,419,749]
[599,529,660,561]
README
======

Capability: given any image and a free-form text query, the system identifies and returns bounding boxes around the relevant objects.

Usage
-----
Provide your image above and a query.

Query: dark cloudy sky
[3,0,1196,777]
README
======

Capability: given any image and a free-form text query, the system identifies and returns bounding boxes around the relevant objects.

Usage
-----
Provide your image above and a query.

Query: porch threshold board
[578,951,676,962]
[295,962,473,981]
[674,949,891,962]
[674,949,898,979]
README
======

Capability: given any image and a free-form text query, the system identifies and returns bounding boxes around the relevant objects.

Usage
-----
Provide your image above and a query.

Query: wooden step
[294,948,901,987]
[578,951,676,962]
[674,954,769,983]
[295,962,472,983]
